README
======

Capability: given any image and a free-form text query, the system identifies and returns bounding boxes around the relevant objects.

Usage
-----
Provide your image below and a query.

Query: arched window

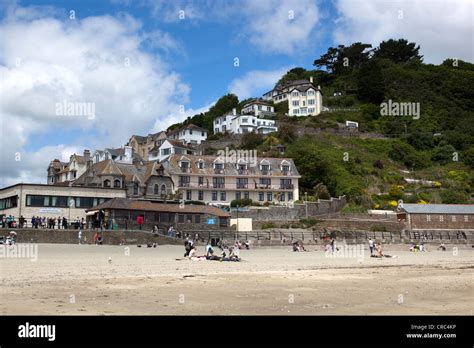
[133,183,139,195]
[154,184,159,195]
[114,179,121,188]
[161,184,166,196]
[103,179,111,188]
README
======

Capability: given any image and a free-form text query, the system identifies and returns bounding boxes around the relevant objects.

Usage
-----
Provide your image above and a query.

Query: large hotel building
[162,154,300,205]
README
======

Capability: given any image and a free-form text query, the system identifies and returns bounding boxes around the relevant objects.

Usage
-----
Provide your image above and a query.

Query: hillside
[169,39,474,210]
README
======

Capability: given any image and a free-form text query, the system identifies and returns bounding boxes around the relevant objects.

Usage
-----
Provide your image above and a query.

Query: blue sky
[0,0,472,186]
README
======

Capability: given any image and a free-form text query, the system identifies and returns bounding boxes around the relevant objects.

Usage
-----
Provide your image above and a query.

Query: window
[235,192,241,200]
[180,161,189,173]
[244,192,249,200]
[212,191,218,201]
[178,214,185,223]
[213,177,225,188]
[95,154,99,162]
[50,196,68,207]
[451,215,456,222]
[282,165,290,175]
[201,131,205,136]
[179,176,190,187]
[220,192,226,201]
[280,179,292,189]
[75,197,95,208]
[464,215,469,222]
[242,118,248,123]
[293,109,299,114]
[288,192,293,201]
[279,192,285,201]
[114,179,121,188]
[133,183,139,195]
[195,215,201,224]
[439,215,444,222]
[292,100,299,106]
[308,107,315,113]
[103,179,111,188]
[259,192,264,201]
[292,91,298,97]
[261,164,270,175]
[308,99,315,105]
[161,148,171,155]
[426,215,431,222]
[308,90,315,96]
[237,178,248,189]
[198,191,204,200]
[198,161,204,169]
[186,214,193,223]
[161,184,167,196]
[0,196,18,210]
[189,130,193,135]
[301,108,307,114]
[186,190,192,200]
[259,178,271,187]
[267,192,273,201]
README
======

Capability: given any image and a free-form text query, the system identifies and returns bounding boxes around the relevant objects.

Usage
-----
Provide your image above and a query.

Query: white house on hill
[213,108,277,135]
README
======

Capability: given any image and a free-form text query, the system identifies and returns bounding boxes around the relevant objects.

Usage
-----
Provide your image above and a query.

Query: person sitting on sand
[206,242,214,257]
[229,246,240,260]
[438,243,446,251]
[188,246,206,261]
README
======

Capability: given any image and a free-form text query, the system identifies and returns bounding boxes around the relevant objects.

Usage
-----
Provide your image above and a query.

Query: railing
[214,168,224,174]
[236,184,248,189]
[238,169,248,175]
[261,170,272,176]
[178,182,190,187]
[279,184,294,190]
[180,167,191,173]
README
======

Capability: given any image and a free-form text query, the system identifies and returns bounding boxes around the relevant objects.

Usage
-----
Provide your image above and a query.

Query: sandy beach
[0,243,473,315]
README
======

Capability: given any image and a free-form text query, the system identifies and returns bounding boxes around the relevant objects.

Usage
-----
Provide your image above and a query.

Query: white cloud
[153,102,214,132]
[237,0,321,55]
[228,67,291,100]
[0,6,191,187]
[334,0,473,63]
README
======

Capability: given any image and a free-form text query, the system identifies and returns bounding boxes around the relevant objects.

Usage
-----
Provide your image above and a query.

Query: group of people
[0,231,17,245]
[183,238,242,262]
[409,243,427,252]
[368,238,395,258]
[0,215,87,230]
[292,240,307,252]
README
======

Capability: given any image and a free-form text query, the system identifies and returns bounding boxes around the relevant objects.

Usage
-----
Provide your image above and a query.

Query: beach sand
[1,243,473,315]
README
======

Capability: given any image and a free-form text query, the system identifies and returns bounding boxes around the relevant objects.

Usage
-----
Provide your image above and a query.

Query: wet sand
[1,243,473,315]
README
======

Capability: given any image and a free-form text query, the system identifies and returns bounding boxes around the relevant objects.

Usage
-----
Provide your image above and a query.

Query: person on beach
[206,242,214,257]
[438,243,446,251]
[368,238,374,255]
[78,230,82,245]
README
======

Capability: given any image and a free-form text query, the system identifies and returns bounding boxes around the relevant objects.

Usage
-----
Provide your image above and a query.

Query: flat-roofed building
[0,183,127,223]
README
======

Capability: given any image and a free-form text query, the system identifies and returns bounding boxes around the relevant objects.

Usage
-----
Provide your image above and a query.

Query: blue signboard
[206,218,216,225]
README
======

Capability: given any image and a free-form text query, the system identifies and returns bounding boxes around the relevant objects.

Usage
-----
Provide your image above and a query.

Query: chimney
[232,108,237,116]
[124,145,132,162]
[309,76,313,84]
[83,149,91,168]
[317,85,321,90]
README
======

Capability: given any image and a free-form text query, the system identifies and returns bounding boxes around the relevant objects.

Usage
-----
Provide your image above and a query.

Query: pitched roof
[243,99,273,108]
[130,135,148,144]
[167,139,198,150]
[401,204,474,214]
[168,123,207,136]
[87,197,230,217]
[162,154,300,177]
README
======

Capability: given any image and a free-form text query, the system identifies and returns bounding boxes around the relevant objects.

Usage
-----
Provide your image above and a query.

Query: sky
[0,0,473,187]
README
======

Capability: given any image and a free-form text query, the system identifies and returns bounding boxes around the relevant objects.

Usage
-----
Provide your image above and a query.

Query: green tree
[357,59,385,104]
[374,39,423,63]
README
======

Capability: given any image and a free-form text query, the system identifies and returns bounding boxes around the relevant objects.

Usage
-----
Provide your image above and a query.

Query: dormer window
[180,160,190,173]
[261,164,270,175]
[214,162,224,174]
[197,160,204,169]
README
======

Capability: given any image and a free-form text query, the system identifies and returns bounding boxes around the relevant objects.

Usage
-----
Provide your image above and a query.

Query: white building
[262,77,323,116]
[167,124,208,145]
[93,146,133,164]
[47,150,91,185]
[213,108,278,135]
[241,99,275,117]
[148,139,199,162]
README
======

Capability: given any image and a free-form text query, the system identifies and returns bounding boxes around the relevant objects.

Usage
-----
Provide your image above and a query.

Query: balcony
[213,184,225,189]
[178,182,190,188]
[236,184,248,189]
[280,184,294,190]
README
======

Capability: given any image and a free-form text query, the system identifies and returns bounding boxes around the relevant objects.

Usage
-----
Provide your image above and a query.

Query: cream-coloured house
[161,154,300,206]
[262,77,323,116]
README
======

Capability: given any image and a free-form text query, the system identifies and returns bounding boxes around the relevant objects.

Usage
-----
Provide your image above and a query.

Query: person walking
[78,230,83,245]
[368,238,374,256]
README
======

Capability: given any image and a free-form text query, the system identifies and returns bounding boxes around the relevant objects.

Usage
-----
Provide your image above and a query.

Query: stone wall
[6,228,182,245]
[231,196,347,222]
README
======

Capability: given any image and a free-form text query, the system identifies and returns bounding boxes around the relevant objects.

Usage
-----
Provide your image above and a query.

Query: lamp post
[236,205,240,239]
[304,192,308,219]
